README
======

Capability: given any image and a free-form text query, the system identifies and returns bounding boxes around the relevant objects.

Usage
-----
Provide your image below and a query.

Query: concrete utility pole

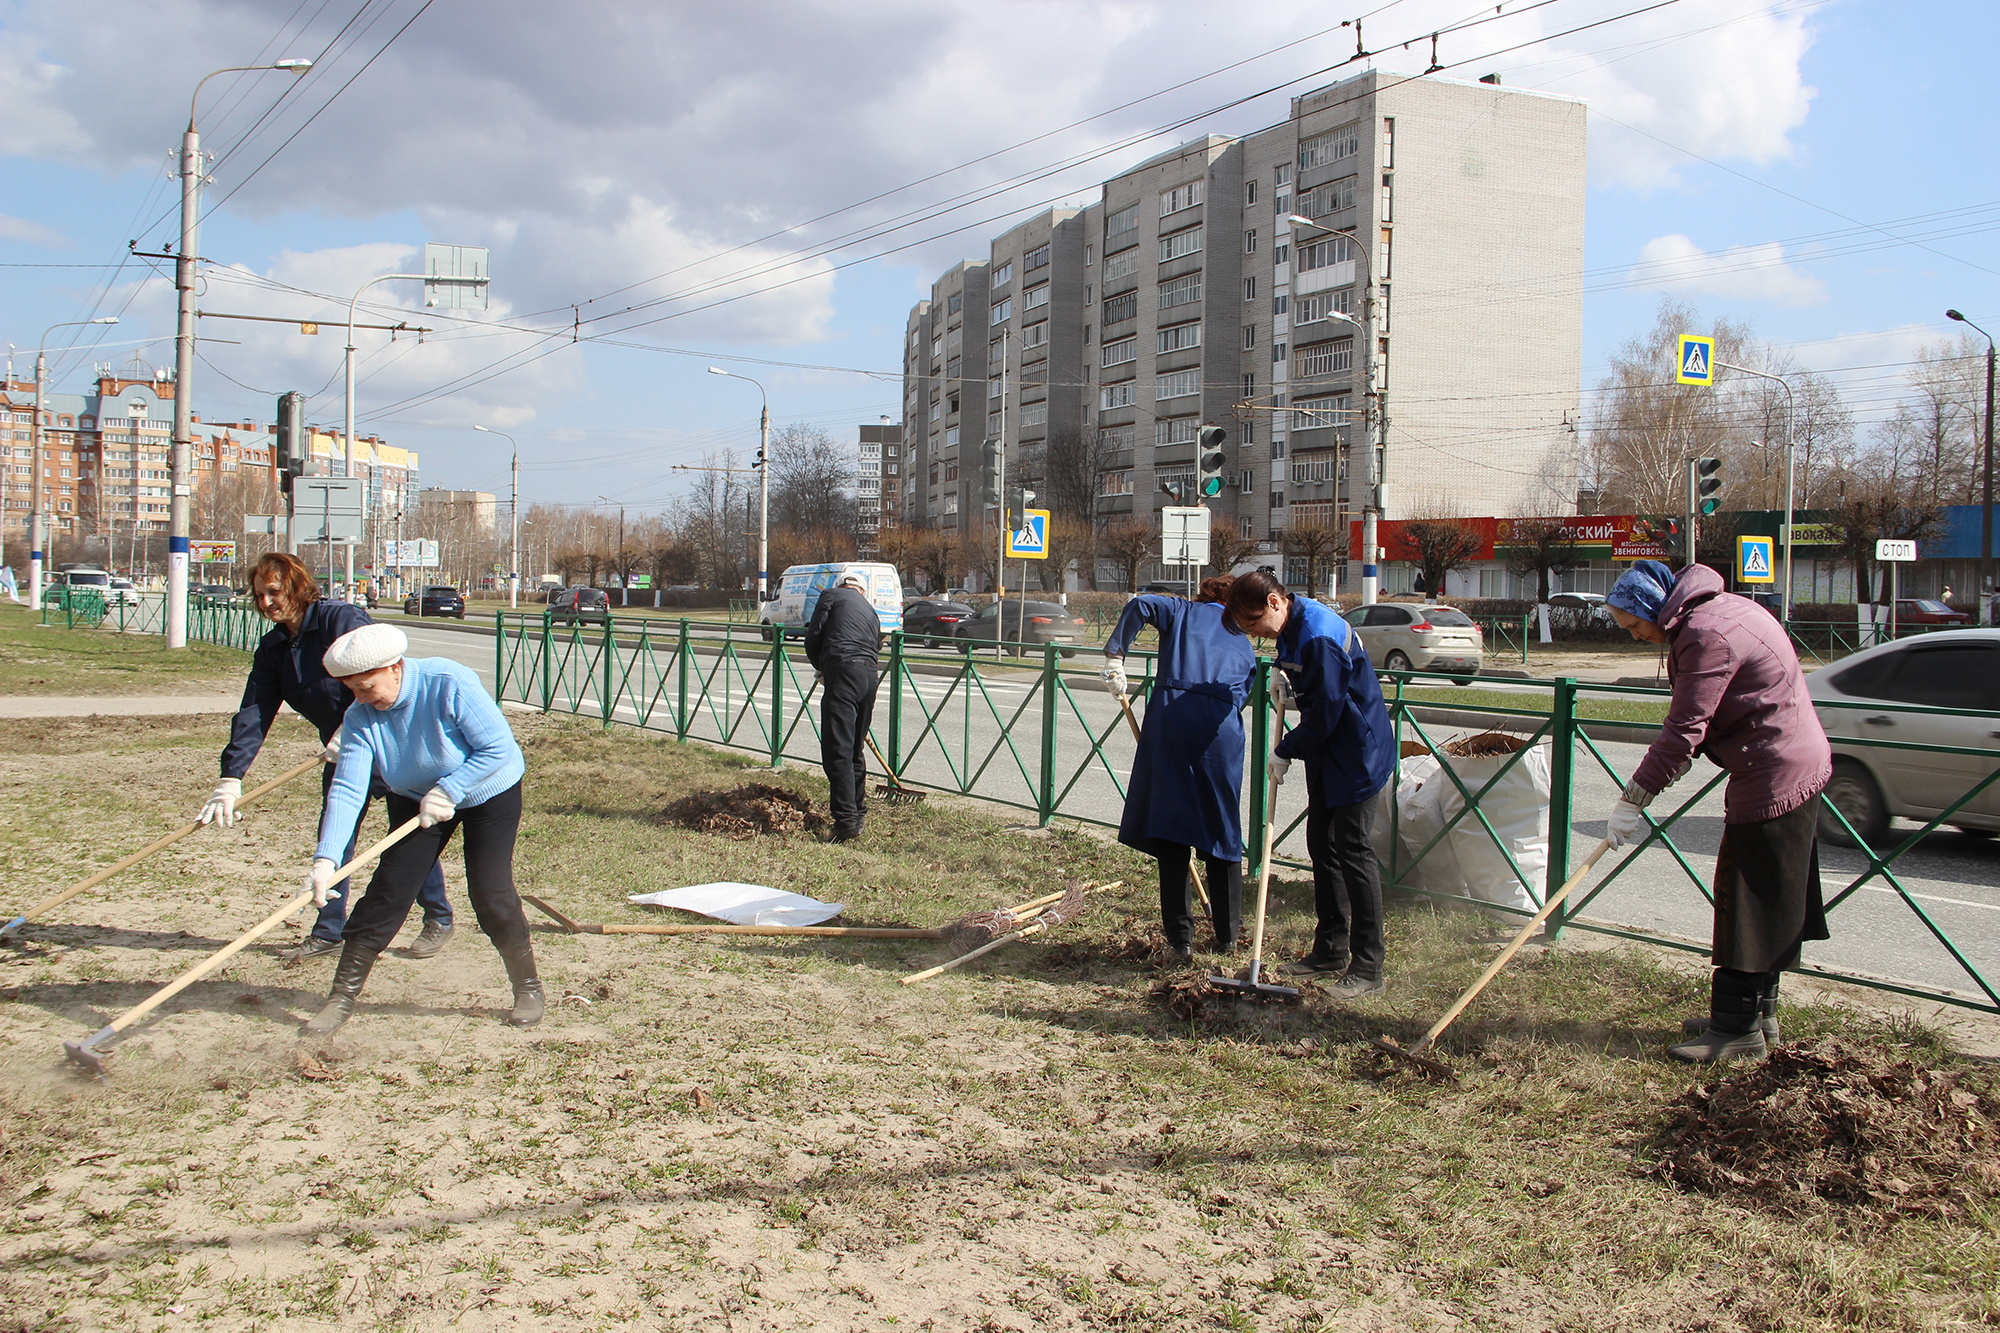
[597,495,626,590]
[707,368,770,598]
[172,58,312,645]
[475,425,519,607]
[1947,310,1995,624]
[29,318,117,609]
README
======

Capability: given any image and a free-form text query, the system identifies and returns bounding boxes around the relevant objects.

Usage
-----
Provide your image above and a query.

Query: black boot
[499,941,544,1028]
[1668,968,1766,1063]
[1681,971,1782,1045]
[301,943,378,1037]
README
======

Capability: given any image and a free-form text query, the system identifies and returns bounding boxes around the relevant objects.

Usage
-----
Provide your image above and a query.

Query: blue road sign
[1008,509,1050,559]
[1736,535,1775,584]
[1677,334,1715,386]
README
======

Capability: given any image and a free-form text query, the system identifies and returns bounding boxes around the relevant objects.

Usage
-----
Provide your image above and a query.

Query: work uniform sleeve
[802,594,833,668]
[313,715,376,863]
[432,675,525,804]
[1633,632,1737,795]
[1103,595,1170,658]
[1274,631,1352,763]
[219,633,284,780]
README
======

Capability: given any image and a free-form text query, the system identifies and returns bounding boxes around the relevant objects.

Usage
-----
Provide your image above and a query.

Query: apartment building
[986,207,1093,508]
[902,70,1586,590]
[420,488,496,531]
[856,420,903,542]
[907,261,991,533]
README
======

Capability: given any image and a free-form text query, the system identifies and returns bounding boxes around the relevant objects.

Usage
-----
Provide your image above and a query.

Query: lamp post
[597,495,626,593]
[1947,310,1995,624]
[707,367,770,598]
[170,58,313,647]
[1288,215,1380,603]
[474,425,519,608]
[29,317,118,610]
[1714,360,1797,622]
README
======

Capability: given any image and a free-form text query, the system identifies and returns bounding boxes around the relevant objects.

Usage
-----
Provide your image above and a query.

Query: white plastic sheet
[626,882,844,926]
[1378,743,1550,915]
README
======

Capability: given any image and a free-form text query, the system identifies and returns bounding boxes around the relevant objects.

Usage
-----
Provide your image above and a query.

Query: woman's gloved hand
[1100,658,1128,698]
[198,778,241,827]
[321,731,342,764]
[304,858,341,907]
[1267,755,1291,788]
[418,787,457,828]
[1606,800,1649,849]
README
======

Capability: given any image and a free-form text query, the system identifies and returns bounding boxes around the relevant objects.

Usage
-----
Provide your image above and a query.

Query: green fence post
[540,612,553,712]
[887,630,905,771]
[493,611,504,697]
[601,614,616,728]
[1037,641,1058,826]
[769,629,786,769]
[1545,675,1577,941]
[676,618,692,739]
[1248,658,1271,884]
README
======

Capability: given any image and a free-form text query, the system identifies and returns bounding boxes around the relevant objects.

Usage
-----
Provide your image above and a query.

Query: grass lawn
[0,711,1991,1330]
[0,604,250,695]
[1390,684,1672,727]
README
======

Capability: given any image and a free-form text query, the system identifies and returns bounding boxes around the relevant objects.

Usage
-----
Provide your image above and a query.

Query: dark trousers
[1155,844,1242,949]
[1305,765,1386,978]
[819,659,878,825]
[342,782,528,954]
[314,766,450,942]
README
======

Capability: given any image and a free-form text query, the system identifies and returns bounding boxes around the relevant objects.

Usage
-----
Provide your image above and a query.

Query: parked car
[1807,629,2000,847]
[1548,591,1614,624]
[1139,581,1187,597]
[953,599,1087,657]
[550,586,610,626]
[403,585,466,619]
[106,577,139,607]
[1347,603,1484,682]
[902,598,976,646]
[1894,598,1974,627]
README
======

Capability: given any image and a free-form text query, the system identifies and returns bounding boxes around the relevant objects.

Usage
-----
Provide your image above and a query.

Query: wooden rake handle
[900,880,1122,985]
[72,816,422,1050]
[4,753,325,937]
[1406,837,1614,1057]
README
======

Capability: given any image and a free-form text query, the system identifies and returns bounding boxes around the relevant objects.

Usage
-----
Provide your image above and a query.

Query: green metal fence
[39,589,107,629]
[491,611,1999,1016]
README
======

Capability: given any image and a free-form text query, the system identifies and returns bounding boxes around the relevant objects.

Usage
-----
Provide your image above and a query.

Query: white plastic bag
[626,882,844,926]
[1387,741,1550,914]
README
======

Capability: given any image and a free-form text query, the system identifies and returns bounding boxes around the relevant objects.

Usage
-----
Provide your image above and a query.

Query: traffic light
[1660,516,1687,563]
[274,391,305,494]
[979,438,1000,506]
[1695,456,1722,515]
[1196,425,1228,499]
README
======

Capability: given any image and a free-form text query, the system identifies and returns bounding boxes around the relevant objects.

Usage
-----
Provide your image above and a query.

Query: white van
[759,562,903,640]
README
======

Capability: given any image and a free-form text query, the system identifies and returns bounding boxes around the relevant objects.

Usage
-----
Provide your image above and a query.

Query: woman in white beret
[300,624,542,1034]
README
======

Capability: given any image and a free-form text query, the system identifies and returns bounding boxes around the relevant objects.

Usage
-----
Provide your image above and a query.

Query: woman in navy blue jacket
[1102,578,1258,960]
[1226,570,1396,996]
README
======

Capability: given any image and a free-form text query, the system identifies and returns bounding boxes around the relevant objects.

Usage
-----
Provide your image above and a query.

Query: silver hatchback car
[1807,629,2000,847]
[1347,602,1484,682]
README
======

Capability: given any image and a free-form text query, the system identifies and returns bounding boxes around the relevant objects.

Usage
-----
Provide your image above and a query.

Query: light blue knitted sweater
[316,657,525,862]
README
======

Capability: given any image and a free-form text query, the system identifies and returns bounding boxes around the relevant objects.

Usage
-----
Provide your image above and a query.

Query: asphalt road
[393,614,2000,1008]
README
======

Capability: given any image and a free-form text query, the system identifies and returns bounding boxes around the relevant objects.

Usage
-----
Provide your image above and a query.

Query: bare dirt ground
[1,710,1995,1332]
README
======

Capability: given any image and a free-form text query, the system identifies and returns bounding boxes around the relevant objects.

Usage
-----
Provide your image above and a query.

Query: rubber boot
[301,943,378,1037]
[499,940,544,1028]
[1668,968,1766,1063]
[1681,972,1782,1045]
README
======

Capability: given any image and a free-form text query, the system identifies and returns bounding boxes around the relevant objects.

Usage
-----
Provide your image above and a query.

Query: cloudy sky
[2,0,1995,514]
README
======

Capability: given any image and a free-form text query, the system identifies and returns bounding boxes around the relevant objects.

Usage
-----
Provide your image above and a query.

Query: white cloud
[1630,233,1829,307]
[0,213,66,246]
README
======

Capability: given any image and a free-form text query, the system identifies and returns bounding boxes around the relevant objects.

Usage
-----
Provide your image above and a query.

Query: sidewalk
[0,694,241,718]
[1483,646,1670,686]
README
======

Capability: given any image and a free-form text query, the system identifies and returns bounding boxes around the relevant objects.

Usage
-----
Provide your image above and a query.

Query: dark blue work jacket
[1105,596,1258,861]
[219,599,373,779]
[1272,597,1395,807]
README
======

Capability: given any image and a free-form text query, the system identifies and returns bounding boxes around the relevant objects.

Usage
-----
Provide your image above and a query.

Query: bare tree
[1281,515,1347,597]
[1099,519,1156,592]
[1206,517,1259,575]
[1501,517,1581,603]
[1394,518,1484,599]
[769,423,859,559]
[1036,513,1095,591]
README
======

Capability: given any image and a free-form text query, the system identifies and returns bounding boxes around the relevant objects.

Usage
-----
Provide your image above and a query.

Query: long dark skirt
[1711,791,1828,973]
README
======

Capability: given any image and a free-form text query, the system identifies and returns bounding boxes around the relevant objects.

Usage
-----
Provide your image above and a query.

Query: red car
[1895,599,1973,626]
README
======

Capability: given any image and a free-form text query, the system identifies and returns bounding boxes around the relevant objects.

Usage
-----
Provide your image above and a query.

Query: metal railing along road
[489,611,1999,1016]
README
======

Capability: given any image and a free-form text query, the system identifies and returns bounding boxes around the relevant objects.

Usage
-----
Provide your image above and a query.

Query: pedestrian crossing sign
[1008,509,1050,559]
[1736,535,1775,584]
[1676,334,1715,386]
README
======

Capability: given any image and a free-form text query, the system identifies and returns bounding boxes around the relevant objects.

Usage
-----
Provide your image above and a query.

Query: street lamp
[170,57,313,648]
[707,367,771,599]
[474,425,519,608]
[28,317,118,610]
[1947,310,1995,624]
[1287,215,1380,604]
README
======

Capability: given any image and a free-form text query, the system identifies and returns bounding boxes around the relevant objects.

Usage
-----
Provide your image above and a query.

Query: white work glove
[321,731,341,764]
[1268,756,1291,788]
[1272,671,1293,713]
[198,777,241,827]
[1101,657,1128,698]
[418,786,456,828]
[1606,800,1648,849]
[304,858,341,907]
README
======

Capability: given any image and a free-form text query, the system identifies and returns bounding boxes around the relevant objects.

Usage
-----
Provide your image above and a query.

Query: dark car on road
[403,585,466,619]
[1894,598,1974,627]
[550,586,610,626]
[901,598,976,646]
[953,599,1088,657]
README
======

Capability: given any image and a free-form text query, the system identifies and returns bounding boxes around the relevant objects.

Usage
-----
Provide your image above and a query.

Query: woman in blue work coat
[1226,569,1396,997]
[1101,577,1258,960]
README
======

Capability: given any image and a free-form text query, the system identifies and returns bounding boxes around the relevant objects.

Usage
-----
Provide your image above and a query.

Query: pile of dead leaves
[1652,1038,2000,1219]
[664,784,828,840]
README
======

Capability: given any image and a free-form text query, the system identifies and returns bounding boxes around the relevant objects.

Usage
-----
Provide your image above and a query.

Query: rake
[863,736,926,805]
[899,879,1120,985]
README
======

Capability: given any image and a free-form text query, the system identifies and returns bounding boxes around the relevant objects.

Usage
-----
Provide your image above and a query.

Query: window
[1101,470,1133,496]
[1159,226,1203,263]
[1274,193,1290,217]
[1018,403,1047,430]
[1103,249,1140,285]
[930,335,943,359]
[1297,234,1354,272]
[990,376,1005,400]
[1242,326,1256,350]
[1085,244,1095,266]
[1243,276,1257,301]
[1295,290,1353,324]
[1294,339,1353,378]
[1245,229,1257,254]
[1106,203,1140,245]
[947,293,962,316]
[1242,372,1256,396]
[1024,243,1050,273]
[1101,383,1136,411]
[1299,126,1360,170]
[1272,293,1289,316]
[992,260,1013,288]
[1156,369,1201,400]
[1381,173,1394,223]
[1300,175,1358,216]
[1021,321,1048,348]
[1158,323,1202,354]
[1382,116,1396,169]
[945,495,958,515]
[1102,337,1137,367]
[930,400,943,422]
[1275,164,1291,187]
[1159,272,1202,310]
[1379,282,1391,333]
[989,298,1011,326]
[1237,469,1253,492]
[1160,179,1204,215]
[945,426,960,449]
[1158,467,1196,494]
[1154,417,1198,447]
[1245,180,1259,206]
[1242,418,1254,444]
[1272,341,1287,365]
[1023,283,1048,311]
[1292,394,1350,431]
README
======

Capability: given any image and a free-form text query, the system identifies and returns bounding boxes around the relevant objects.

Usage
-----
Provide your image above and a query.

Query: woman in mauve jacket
[1604,560,1832,1062]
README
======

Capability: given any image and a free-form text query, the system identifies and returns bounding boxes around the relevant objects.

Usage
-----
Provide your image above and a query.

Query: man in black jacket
[803,573,881,842]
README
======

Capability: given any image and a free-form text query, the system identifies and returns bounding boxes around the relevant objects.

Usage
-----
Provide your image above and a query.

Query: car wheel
[1451,676,1474,687]
[1818,759,1889,849]
[1955,826,1997,841]
[1384,650,1413,671]
[760,626,773,642]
